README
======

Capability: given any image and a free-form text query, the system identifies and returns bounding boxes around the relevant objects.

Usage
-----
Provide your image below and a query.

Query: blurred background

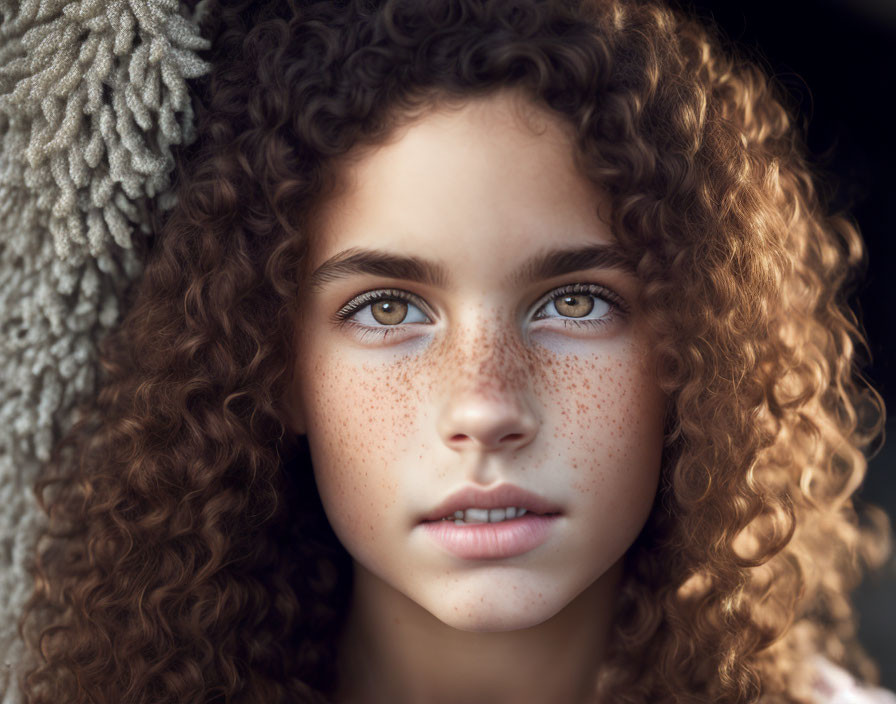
[671,0,896,687]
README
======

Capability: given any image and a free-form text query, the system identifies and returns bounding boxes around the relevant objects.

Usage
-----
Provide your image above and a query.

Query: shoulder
[810,656,896,704]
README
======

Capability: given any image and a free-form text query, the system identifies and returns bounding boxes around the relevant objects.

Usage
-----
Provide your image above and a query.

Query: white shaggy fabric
[812,656,896,704]
[0,1,209,700]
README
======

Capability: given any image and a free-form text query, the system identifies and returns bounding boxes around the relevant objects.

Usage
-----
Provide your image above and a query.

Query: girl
[19,0,895,701]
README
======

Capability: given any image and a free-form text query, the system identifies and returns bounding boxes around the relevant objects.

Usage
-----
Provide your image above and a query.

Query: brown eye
[335,289,431,333]
[531,284,623,332]
[554,294,594,318]
[371,299,408,325]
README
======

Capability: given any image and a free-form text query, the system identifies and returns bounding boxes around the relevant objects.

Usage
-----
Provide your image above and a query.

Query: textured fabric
[812,657,896,704]
[0,1,210,700]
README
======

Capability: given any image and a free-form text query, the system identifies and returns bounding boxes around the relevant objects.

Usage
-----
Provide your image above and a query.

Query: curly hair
[18,0,891,701]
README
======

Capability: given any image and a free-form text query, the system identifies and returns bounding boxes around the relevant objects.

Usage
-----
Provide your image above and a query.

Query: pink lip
[418,483,562,524]
[420,514,559,560]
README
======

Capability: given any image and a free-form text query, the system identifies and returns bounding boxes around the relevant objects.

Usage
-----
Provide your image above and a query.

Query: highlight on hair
[18,0,890,701]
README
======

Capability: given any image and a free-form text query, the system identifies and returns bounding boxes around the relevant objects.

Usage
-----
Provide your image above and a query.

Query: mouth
[419,509,562,560]
[418,483,563,526]
[420,507,563,525]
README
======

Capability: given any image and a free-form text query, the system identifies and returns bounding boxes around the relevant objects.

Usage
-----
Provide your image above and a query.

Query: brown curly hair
[18,0,891,701]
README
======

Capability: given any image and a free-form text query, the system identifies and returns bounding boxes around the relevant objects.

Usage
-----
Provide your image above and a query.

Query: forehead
[307,91,617,279]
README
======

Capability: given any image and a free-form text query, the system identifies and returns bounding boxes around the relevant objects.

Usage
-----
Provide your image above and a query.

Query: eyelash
[333,284,628,342]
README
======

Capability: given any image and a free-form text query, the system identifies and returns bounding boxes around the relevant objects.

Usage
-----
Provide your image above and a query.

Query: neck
[333,559,623,704]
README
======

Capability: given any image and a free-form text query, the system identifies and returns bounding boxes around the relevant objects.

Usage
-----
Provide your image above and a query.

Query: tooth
[443,506,534,524]
[464,508,489,523]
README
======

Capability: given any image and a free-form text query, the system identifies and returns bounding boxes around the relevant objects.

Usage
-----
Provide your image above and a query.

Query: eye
[333,289,431,341]
[531,283,626,331]
[333,283,627,343]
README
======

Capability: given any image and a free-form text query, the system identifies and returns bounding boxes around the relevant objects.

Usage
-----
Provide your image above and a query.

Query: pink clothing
[812,657,896,704]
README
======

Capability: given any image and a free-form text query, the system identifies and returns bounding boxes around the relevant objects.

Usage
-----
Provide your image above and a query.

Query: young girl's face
[287,91,667,632]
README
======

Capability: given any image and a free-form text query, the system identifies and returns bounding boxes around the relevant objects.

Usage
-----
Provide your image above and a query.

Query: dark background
[670,0,896,688]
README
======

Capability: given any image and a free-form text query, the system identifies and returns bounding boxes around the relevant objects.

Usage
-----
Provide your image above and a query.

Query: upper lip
[418,483,563,523]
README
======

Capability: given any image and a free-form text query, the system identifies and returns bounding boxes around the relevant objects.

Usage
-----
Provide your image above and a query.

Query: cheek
[534,343,665,518]
[299,351,421,537]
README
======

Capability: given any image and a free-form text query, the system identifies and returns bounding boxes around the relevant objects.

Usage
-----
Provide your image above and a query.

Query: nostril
[446,431,530,449]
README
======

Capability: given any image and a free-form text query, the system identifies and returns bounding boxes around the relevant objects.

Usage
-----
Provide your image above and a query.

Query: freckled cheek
[301,353,421,532]
[536,351,664,513]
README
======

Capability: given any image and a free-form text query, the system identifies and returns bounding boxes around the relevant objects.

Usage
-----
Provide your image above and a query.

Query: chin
[419,588,565,633]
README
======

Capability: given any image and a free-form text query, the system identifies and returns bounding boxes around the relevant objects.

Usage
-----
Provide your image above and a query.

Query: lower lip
[419,514,560,560]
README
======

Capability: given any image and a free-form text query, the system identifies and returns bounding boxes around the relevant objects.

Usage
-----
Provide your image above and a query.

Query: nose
[436,337,539,454]
[438,395,539,453]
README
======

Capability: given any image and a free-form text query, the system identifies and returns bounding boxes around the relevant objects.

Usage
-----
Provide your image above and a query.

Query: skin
[285,89,668,704]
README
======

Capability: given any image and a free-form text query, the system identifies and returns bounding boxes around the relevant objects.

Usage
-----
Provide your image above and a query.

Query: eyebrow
[306,242,636,293]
